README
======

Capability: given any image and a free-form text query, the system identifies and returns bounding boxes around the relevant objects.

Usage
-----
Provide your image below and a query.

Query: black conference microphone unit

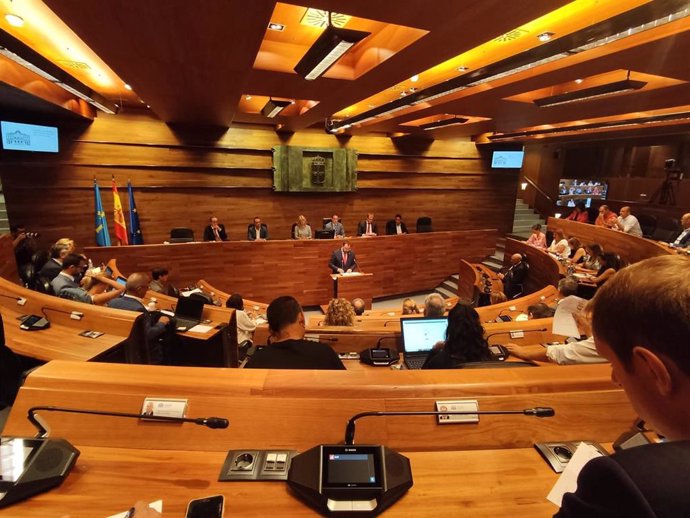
[287,406,554,517]
[484,328,548,342]
[0,406,229,509]
[484,328,547,360]
[359,337,399,366]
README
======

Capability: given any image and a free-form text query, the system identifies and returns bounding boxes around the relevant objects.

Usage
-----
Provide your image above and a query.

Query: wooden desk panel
[85,230,498,306]
[0,446,561,518]
[0,234,19,283]
[547,218,672,264]
[476,285,560,322]
[504,239,564,294]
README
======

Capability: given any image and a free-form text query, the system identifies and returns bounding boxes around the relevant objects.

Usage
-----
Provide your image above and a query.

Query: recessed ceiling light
[4,14,24,27]
[537,32,554,42]
[245,95,252,100]
[410,75,419,82]
[268,22,285,31]
[124,83,132,91]
[457,66,469,72]
[575,78,583,84]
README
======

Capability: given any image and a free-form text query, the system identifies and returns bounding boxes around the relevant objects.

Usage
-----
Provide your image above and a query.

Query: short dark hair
[266,296,302,334]
[587,243,603,257]
[395,214,402,219]
[592,255,690,375]
[531,224,542,231]
[62,253,85,270]
[575,201,586,211]
[151,267,169,280]
[50,243,70,259]
[558,276,579,297]
[527,303,554,319]
[226,293,244,311]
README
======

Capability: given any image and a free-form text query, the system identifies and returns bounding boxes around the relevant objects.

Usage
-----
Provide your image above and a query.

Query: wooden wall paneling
[84,230,498,306]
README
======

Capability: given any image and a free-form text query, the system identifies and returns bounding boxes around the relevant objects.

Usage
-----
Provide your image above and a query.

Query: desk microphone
[344,407,555,445]
[28,405,229,438]
[382,320,399,327]
[485,328,547,342]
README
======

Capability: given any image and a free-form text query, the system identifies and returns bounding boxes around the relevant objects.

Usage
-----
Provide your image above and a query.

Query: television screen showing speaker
[556,178,608,207]
[491,150,524,168]
[1,121,59,153]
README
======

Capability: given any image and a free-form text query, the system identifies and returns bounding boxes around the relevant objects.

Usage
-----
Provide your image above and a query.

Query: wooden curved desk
[85,230,498,306]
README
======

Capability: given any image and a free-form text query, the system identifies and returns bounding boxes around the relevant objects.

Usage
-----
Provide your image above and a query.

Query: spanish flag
[112,177,129,245]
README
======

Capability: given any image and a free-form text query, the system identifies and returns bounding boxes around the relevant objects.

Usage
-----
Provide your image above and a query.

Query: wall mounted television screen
[557,179,608,207]
[491,150,524,168]
[1,121,59,153]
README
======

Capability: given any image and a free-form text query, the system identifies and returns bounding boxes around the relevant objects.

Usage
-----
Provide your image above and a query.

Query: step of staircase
[433,274,459,299]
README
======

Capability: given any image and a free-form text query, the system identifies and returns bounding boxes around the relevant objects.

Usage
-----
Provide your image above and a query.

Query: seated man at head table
[247,216,269,241]
[669,212,690,249]
[385,213,408,235]
[324,213,345,238]
[555,255,690,518]
[357,212,378,237]
[424,293,446,317]
[328,240,357,274]
[51,253,125,305]
[505,305,606,365]
[202,215,228,242]
[245,296,345,370]
[613,206,643,238]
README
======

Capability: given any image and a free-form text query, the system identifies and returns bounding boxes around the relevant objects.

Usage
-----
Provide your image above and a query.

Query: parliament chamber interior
[1,1,690,516]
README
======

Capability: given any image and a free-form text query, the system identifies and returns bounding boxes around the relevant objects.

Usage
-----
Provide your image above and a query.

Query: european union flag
[94,179,111,247]
[127,179,144,245]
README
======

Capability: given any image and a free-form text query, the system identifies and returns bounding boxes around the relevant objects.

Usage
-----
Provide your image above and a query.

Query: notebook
[400,317,448,369]
[174,296,205,331]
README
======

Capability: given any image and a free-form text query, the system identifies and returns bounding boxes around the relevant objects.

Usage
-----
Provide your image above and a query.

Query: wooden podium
[331,272,374,309]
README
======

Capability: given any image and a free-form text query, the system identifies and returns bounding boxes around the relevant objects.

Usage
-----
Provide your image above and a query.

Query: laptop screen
[401,317,448,354]
[175,296,205,320]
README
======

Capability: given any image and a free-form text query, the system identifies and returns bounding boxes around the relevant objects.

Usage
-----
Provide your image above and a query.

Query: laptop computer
[174,296,205,331]
[400,317,448,370]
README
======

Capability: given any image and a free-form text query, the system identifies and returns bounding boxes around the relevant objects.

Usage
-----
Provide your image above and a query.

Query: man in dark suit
[669,212,690,248]
[328,241,357,274]
[498,253,528,298]
[357,213,378,237]
[247,217,269,241]
[556,255,690,518]
[202,216,228,242]
[38,242,71,281]
[385,214,408,235]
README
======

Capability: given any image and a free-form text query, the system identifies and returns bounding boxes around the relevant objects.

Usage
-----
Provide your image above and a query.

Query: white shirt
[617,215,643,237]
[672,228,690,247]
[396,224,403,235]
[235,309,257,344]
[549,239,570,258]
[545,336,607,365]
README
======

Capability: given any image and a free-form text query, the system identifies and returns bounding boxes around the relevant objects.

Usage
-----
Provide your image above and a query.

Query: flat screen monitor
[491,150,524,168]
[1,121,59,153]
[400,317,448,354]
[557,178,608,207]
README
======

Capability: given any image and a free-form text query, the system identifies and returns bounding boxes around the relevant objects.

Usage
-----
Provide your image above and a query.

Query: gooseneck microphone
[28,406,229,438]
[344,407,555,445]
[485,328,548,341]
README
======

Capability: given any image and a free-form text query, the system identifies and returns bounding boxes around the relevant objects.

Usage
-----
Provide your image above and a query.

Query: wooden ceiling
[2,0,690,142]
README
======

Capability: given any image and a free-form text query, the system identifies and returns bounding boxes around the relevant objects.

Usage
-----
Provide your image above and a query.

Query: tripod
[649,171,680,205]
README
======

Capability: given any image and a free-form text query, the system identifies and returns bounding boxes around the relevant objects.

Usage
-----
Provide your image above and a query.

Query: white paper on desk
[342,271,363,276]
[553,296,587,337]
[187,323,213,333]
[547,442,604,507]
[107,500,163,518]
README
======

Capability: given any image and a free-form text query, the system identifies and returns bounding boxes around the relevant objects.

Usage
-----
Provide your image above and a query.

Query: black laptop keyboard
[404,356,427,370]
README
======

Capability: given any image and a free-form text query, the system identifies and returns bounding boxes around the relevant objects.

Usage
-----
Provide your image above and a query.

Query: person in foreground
[555,255,690,518]
[422,303,493,369]
[245,296,345,370]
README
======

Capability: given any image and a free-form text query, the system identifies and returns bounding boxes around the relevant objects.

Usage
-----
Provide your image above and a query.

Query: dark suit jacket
[328,249,357,273]
[385,220,408,235]
[503,260,528,298]
[671,228,690,247]
[556,441,690,518]
[357,220,379,236]
[38,258,62,281]
[203,224,228,241]
[247,224,269,241]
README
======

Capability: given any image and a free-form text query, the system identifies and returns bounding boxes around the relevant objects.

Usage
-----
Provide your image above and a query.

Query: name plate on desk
[141,398,188,419]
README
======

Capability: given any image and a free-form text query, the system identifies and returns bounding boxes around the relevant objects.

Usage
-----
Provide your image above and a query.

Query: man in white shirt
[614,206,643,237]
[670,212,690,248]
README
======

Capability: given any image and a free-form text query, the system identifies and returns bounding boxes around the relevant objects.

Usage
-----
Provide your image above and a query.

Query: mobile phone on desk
[185,495,224,518]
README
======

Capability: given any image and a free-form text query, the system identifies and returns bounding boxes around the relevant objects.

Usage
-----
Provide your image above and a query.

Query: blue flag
[127,179,144,245]
[94,180,111,246]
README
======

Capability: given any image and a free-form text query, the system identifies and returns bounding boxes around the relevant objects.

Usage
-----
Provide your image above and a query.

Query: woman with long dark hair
[422,303,493,369]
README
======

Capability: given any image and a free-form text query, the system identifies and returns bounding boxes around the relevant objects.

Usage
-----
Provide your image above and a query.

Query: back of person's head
[226,293,244,310]
[424,293,445,317]
[266,296,302,334]
[50,242,70,259]
[402,298,420,314]
[587,243,603,257]
[558,276,579,297]
[553,230,564,241]
[61,253,84,270]
[567,237,581,250]
[55,238,75,253]
[324,298,356,326]
[151,267,168,280]
[351,298,365,316]
[575,201,586,211]
[489,291,507,304]
[528,303,554,319]
[444,303,491,362]
[601,252,623,271]
[592,256,690,377]
[125,273,149,295]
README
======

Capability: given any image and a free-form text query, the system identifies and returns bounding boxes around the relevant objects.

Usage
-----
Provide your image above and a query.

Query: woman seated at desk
[526,224,547,249]
[567,237,587,264]
[225,294,257,344]
[293,215,312,240]
[548,230,570,258]
[577,243,603,271]
[422,303,493,369]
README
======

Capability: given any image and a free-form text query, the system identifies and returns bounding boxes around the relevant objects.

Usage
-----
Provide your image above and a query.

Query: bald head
[511,253,522,265]
[126,272,150,296]
[682,213,690,229]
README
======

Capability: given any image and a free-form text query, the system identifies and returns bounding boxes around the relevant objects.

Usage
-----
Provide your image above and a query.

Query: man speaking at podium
[328,241,357,274]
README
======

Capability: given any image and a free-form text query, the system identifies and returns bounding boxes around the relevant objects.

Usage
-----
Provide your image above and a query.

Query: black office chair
[455,361,536,369]
[291,222,298,239]
[651,215,680,242]
[416,216,433,233]
[170,228,195,243]
[637,213,657,238]
[33,275,54,295]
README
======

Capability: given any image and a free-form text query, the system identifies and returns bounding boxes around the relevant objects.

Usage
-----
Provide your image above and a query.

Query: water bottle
[147,297,158,311]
